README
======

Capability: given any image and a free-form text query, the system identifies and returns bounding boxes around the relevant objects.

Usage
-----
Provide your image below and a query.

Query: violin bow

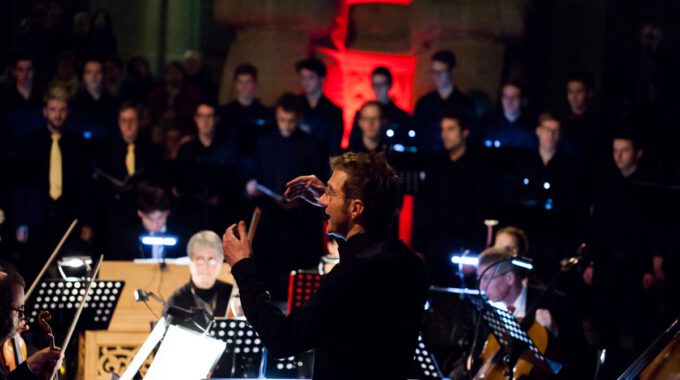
[25,219,78,300]
[49,254,103,380]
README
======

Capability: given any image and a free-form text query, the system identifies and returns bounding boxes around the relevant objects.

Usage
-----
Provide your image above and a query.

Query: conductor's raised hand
[222,221,252,267]
[284,175,325,207]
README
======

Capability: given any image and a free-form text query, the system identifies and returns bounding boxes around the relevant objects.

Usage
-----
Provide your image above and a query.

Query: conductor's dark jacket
[232,232,428,380]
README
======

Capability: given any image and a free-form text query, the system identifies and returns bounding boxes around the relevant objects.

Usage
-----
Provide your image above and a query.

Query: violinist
[0,266,62,380]
[473,248,588,379]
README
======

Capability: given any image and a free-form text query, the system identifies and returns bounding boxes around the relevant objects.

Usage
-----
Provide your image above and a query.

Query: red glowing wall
[311,0,416,246]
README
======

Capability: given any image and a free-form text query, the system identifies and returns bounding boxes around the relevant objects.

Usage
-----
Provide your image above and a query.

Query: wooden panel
[82,330,152,380]
[98,261,233,332]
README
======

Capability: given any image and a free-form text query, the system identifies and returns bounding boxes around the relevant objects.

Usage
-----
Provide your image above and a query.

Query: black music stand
[25,280,124,335]
[209,318,314,379]
[209,319,265,378]
[411,333,445,379]
[467,293,555,377]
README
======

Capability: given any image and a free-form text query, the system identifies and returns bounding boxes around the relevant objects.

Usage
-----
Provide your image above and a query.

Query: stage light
[408,129,416,138]
[451,255,479,266]
[140,235,178,246]
[57,256,93,281]
[511,259,533,270]
[386,128,395,137]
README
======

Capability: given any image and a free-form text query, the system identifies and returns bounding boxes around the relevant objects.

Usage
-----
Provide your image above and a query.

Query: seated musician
[108,183,185,260]
[475,247,589,378]
[0,266,62,380]
[165,231,233,330]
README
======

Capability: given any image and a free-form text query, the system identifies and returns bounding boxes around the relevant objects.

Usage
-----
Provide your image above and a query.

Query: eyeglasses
[192,257,219,266]
[9,307,25,318]
[477,271,510,284]
[323,186,344,202]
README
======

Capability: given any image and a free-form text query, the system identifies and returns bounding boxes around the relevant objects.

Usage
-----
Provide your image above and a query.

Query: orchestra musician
[165,230,233,330]
[472,247,589,379]
[0,265,62,380]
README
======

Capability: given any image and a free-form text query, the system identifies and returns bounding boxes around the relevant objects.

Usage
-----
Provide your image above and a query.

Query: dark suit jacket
[299,95,343,157]
[13,128,92,232]
[97,137,162,183]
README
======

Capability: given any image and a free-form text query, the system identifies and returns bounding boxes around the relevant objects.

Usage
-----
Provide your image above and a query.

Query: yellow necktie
[126,143,135,176]
[49,133,62,200]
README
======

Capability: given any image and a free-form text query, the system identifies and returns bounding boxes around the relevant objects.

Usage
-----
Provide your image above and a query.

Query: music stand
[466,293,553,376]
[287,270,323,314]
[209,319,265,378]
[25,279,124,335]
[411,333,445,379]
[209,319,314,379]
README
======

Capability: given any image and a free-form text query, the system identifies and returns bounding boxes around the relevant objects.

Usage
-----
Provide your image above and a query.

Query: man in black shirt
[349,67,412,149]
[345,101,388,154]
[507,113,583,282]
[109,184,185,260]
[295,57,343,157]
[413,50,476,153]
[0,55,44,158]
[245,93,328,298]
[584,134,665,376]
[13,86,93,282]
[69,58,120,144]
[218,64,274,178]
[96,103,162,255]
[166,230,232,329]
[482,81,535,151]
[174,101,242,233]
[223,152,427,379]
[413,112,489,286]
[558,71,605,165]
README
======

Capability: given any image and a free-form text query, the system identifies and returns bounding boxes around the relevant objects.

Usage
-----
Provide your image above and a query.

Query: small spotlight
[140,235,178,246]
[386,129,395,138]
[408,130,416,138]
[511,259,533,270]
[543,182,551,190]
[392,144,405,152]
[451,255,479,266]
[523,178,530,186]
[494,140,501,148]
[57,256,93,281]
[484,140,492,147]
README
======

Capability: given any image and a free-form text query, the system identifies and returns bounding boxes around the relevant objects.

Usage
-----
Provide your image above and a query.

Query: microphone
[134,289,167,307]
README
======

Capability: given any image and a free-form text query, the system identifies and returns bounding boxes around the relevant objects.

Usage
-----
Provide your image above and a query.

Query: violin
[1,335,27,372]
[1,220,78,375]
